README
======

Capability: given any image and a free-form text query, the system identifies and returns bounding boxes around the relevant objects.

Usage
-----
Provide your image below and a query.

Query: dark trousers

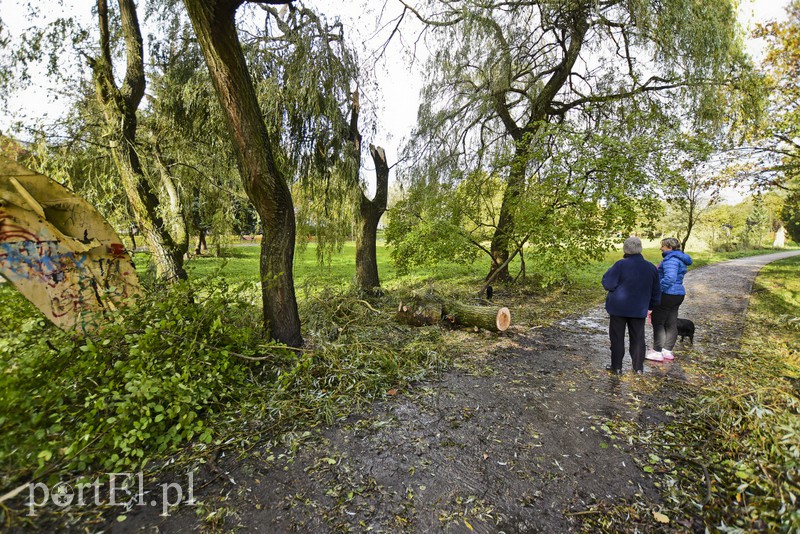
[651,293,685,351]
[609,315,646,372]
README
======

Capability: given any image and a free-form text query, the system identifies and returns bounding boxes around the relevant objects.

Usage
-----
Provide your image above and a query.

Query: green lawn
[175,240,793,289]
[178,241,487,289]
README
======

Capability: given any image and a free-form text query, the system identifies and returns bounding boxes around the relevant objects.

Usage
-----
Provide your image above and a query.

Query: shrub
[0,278,278,484]
[0,278,448,492]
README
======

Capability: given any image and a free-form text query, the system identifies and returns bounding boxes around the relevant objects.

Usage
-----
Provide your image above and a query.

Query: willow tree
[393,0,753,282]
[749,1,800,187]
[0,2,189,281]
[357,144,389,292]
[182,0,305,346]
[144,8,248,257]
[90,0,188,282]
[240,4,387,293]
[245,4,356,260]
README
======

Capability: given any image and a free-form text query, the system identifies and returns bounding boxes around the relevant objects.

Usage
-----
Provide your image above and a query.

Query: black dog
[677,318,695,344]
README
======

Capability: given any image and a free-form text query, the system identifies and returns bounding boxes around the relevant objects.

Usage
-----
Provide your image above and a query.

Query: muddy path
[113,251,800,533]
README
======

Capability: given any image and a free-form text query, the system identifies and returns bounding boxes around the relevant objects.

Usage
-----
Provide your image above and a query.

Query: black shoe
[605,365,623,375]
[634,369,644,375]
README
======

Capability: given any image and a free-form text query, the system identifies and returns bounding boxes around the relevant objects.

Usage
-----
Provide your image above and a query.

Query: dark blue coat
[602,254,661,318]
[659,250,692,295]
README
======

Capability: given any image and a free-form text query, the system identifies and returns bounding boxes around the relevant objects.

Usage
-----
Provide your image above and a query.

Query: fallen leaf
[387,389,398,396]
[464,518,474,531]
[653,511,670,524]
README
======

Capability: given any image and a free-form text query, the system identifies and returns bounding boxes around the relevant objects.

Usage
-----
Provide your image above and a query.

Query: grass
[180,240,487,289]
[174,240,795,308]
[670,254,800,531]
[140,240,798,333]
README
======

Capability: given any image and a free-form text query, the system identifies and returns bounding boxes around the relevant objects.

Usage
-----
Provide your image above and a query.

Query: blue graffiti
[0,240,86,285]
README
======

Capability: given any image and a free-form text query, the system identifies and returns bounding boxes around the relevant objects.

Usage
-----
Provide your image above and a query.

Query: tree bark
[345,90,388,293]
[486,6,589,282]
[443,302,511,333]
[396,298,443,326]
[183,0,302,347]
[153,144,189,259]
[488,146,527,282]
[91,0,187,283]
[397,293,511,332]
[396,295,511,332]
[356,145,389,293]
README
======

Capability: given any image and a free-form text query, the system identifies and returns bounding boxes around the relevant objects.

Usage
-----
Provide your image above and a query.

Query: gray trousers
[651,293,685,351]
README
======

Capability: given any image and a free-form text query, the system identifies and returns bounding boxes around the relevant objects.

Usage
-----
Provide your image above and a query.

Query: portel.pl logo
[26,472,195,517]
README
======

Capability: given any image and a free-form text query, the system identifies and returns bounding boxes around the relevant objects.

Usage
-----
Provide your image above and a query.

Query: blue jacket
[659,250,692,295]
[602,254,661,318]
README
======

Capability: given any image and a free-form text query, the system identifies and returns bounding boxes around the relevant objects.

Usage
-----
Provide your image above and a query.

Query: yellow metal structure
[0,156,141,331]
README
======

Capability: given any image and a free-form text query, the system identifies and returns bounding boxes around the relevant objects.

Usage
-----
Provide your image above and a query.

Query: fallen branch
[356,299,381,313]
[480,232,531,295]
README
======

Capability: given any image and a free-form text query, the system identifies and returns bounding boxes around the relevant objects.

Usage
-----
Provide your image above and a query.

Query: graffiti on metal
[0,156,141,331]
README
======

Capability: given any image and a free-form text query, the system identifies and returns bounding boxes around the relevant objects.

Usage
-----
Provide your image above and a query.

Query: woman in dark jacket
[647,237,693,362]
[602,236,661,374]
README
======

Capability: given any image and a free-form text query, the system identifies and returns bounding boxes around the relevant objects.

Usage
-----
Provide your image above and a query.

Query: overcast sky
[0,0,792,185]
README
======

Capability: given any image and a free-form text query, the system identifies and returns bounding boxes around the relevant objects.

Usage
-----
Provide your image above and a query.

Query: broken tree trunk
[396,295,511,332]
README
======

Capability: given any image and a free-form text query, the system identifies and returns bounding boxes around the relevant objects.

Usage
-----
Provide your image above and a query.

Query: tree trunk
[485,10,588,283]
[443,302,511,332]
[195,228,208,255]
[356,145,389,293]
[488,147,527,282]
[183,0,302,347]
[345,91,388,294]
[92,0,187,283]
[396,295,511,332]
[396,298,443,326]
[153,145,189,258]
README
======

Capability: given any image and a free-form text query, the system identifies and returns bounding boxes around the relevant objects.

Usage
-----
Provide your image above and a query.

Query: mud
[110,251,800,533]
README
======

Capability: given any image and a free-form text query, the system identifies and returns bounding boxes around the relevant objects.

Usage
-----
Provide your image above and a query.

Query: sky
[0,0,793,191]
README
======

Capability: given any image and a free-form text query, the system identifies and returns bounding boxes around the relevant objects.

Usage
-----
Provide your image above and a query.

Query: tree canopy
[388,0,756,282]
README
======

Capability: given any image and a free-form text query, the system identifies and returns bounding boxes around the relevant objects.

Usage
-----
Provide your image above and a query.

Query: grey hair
[623,236,643,255]
[661,237,681,251]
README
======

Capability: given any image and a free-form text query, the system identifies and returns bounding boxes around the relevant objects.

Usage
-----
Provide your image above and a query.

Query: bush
[0,278,449,492]
[0,278,278,484]
[712,241,741,253]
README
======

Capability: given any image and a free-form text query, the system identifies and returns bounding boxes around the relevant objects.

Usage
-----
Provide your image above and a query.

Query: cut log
[443,302,511,332]
[396,299,443,326]
[396,292,511,333]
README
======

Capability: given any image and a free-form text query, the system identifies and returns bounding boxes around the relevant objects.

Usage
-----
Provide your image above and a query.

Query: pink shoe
[645,349,663,362]
[661,349,674,360]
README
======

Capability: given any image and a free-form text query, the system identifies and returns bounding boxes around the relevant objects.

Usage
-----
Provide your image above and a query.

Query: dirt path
[114,251,800,533]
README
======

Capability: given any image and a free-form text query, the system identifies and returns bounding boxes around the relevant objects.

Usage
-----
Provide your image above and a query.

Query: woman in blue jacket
[602,236,661,374]
[647,237,692,362]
